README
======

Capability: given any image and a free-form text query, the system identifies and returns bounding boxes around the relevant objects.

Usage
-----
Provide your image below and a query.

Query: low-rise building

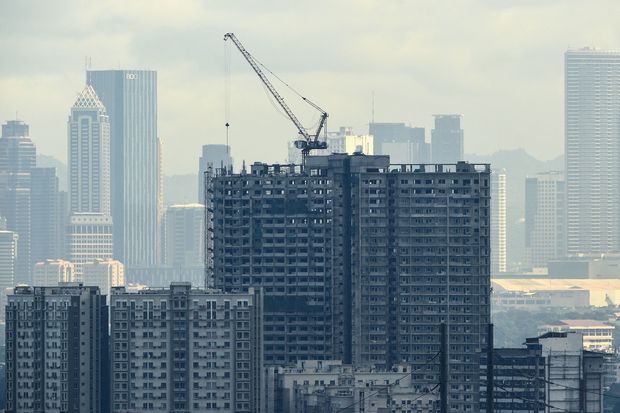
[109,282,263,413]
[32,259,76,286]
[492,288,590,310]
[481,331,604,413]
[266,360,438,413]
[538,320,615,353]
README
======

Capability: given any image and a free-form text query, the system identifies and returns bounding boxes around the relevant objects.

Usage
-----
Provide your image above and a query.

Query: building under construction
[211,153,491,412]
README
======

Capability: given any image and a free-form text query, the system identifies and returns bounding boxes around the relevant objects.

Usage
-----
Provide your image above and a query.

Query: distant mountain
[465,149,564,268]
[37,154,67,191]
[164,174,198,206]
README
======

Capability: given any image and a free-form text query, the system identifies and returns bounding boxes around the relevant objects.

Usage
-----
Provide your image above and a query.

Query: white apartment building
[32,259,76,286]
[539,319,615,353]
[82,258,124,298]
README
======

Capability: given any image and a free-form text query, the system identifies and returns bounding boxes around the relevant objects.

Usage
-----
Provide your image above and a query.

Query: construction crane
[223,32,328,165]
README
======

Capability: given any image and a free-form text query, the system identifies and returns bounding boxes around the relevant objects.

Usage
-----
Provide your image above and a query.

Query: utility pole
[487,323,494,413]
[440,322,448,413]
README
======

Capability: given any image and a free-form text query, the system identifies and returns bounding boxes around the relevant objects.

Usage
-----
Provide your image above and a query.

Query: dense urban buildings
[491,169,507,274]
[431,114,464,163]
[565,48,620,255]
[109,283,263,413]
[213,154,490,412]
[162,203,204,268]
[266,360,438,413]
[0,120,36,284]
[480,332,604,413]
[538,319,615,353]
[87,70,161,269]
[369,122,429,163]
[198,144,233,204]
[525,171,566,267]
[32,259,75,286]
[5,284,109,413]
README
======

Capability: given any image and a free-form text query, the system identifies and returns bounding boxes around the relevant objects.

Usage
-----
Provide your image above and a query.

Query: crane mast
[223,32,328,164]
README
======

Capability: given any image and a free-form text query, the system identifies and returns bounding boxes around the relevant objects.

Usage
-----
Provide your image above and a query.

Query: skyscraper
[198,144,232,203]
[369,122,429,163]
[30,167,62,264]
[5,284,109,413]
[565,48,620,255]
[213,155,491,412]
[0,120,36,284]
[67,85,114,278]
[162,203,204,268]
[68,84,111,216]
[491,169,507,274]
[525,171,566,267]
[314,126,374,156]
[431,114,464,163]
[87,70,160,268]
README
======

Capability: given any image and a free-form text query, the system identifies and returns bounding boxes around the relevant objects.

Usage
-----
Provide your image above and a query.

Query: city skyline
[3,1,620,175]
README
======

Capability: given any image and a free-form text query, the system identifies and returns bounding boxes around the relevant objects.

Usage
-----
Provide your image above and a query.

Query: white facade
[0,230,18,321]
[315,127,374,156]
[539,320,615,354]
[566,48,620,255]
[491,169,507,274]
[68,84,111,216]
[67,212,113,278]
[32,259,76,286]
[82,258,124,297]
[525,171,565,267]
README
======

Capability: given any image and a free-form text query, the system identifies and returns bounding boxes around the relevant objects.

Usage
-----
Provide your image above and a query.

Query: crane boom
[223,32,328,160]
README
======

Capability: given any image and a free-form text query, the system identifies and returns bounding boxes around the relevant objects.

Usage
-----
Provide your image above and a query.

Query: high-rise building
[491,169,507,274]
[82,258,124,298]
[0,230,18,321]
[315,126,374,156]
[566,48,620,255]
[30,167,62,263]
[162,203,204,268]
[67,212,113,278]
[32,259,76,286]
[431,114,464,163]
[369,122,429,163]
[5,283,109,413]
[0,120,36,284]
[109,283,263,413]
[87,70,160,268]
[198,144,232,203]
[213,155,490,412]
[525,171,566,267]
[68,85,111,216]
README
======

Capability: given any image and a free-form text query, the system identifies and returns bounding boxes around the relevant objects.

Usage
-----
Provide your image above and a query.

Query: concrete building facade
[212,154,490,412]
[67,212,113,278]
[87,70,160,268]
[565,48,620,255]
[0,230,18,321]
[198,144,233,204]
[369,122,429,164]
[82,258,124,298]
[162,204,204,268]
[431,115,463,163]
[5,283,109,413]
[525,171,566,267]
[110,283,263,413]
[32,259,76,286]
[491,169,507,274]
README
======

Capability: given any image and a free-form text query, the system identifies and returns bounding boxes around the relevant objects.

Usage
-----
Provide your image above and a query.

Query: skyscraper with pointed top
[67,85,113,277]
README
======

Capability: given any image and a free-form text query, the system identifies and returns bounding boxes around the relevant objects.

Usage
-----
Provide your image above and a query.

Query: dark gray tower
[431,114,464,163]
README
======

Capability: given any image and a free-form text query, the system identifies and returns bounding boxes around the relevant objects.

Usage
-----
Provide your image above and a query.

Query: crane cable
[224,40,231,153]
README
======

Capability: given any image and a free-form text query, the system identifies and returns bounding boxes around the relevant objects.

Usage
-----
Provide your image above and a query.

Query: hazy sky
[1,0,620,175]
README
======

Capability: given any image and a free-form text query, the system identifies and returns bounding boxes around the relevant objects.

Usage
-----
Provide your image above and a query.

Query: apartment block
[32,259,76,286]
[212,154,490,412]
[109,283,263,413]
[5,284,109,413]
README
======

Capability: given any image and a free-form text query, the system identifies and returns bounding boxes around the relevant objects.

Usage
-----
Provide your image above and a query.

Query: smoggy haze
[1,0,620,174]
